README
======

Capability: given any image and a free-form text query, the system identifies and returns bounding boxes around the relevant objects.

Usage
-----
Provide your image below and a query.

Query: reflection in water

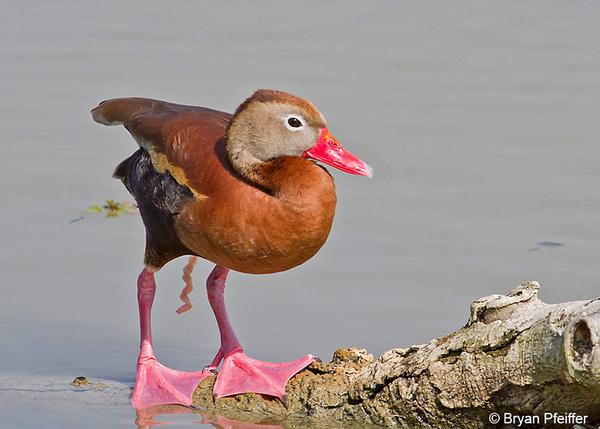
[135,404,190,428]
[201,415,284,429]
[135,405,284,429]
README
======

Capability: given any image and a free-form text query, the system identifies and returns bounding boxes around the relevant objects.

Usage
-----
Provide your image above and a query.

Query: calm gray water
[2,1,600,428]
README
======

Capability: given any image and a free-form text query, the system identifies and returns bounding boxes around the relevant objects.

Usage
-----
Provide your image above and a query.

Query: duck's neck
[230,154,335,203]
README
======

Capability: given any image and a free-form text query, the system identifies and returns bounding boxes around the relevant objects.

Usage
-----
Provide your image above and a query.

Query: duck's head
[225,89,372,183]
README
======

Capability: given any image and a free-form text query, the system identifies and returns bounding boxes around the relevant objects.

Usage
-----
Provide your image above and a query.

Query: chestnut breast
[166,120,337,274]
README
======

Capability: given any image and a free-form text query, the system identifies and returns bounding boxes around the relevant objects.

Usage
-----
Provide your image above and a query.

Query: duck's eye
[288,117,302,128]
[284,115,305,131]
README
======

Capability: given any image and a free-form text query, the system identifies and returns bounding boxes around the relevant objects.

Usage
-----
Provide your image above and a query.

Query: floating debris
[87,200,138,218]
[71,376,108,390]
[0,375,130,407]
[536,241,564,248]
[528,240,564,252]
[71,376,91,387]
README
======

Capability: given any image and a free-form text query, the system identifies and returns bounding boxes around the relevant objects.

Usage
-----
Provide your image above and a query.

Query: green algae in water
[87,200,138,218]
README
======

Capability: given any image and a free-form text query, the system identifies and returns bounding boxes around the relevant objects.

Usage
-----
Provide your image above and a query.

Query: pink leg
[131,267,211,410]
[205,265,315,400]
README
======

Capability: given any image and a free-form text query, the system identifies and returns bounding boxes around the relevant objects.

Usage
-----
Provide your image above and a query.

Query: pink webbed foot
[131,352,212,410]
[213,350,315,400]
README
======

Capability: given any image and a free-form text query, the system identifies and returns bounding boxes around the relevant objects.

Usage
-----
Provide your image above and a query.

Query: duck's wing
[92,98,234,268]
[91,97,233,197]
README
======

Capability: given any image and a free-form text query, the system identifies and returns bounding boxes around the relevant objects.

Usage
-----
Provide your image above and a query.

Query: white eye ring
[283,114,305,132]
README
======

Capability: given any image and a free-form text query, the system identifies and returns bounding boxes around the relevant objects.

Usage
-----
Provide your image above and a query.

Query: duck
[91,89,372,410]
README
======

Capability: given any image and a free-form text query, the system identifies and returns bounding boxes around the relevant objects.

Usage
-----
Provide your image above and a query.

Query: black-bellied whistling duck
[91,89,372,410]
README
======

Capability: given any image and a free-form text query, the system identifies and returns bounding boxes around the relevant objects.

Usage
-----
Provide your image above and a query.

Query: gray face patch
[228,101,325,165]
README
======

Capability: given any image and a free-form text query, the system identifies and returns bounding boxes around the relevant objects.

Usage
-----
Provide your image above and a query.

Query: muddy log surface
[192,282,600,428]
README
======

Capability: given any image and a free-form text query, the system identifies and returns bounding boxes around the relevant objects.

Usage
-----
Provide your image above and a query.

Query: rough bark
[191,281,600,428]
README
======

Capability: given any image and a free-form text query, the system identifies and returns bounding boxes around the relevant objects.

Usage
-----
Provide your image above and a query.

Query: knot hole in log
[572,320,593,365]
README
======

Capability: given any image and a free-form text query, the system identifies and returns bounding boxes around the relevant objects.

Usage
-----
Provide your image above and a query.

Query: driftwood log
[190,281,600,428]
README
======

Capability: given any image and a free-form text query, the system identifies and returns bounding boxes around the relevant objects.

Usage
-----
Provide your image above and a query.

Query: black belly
[114,149,196,269]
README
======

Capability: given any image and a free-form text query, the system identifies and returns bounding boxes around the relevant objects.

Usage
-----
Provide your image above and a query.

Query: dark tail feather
[113,152,136,195]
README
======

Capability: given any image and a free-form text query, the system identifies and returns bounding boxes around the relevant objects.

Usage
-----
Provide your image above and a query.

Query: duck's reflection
[135,404,190,428]
[200,415,284,429]
[135,405,284,429]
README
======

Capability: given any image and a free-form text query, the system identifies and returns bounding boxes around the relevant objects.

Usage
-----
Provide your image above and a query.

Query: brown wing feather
[90,97,169,126]
[91,97,232,196]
